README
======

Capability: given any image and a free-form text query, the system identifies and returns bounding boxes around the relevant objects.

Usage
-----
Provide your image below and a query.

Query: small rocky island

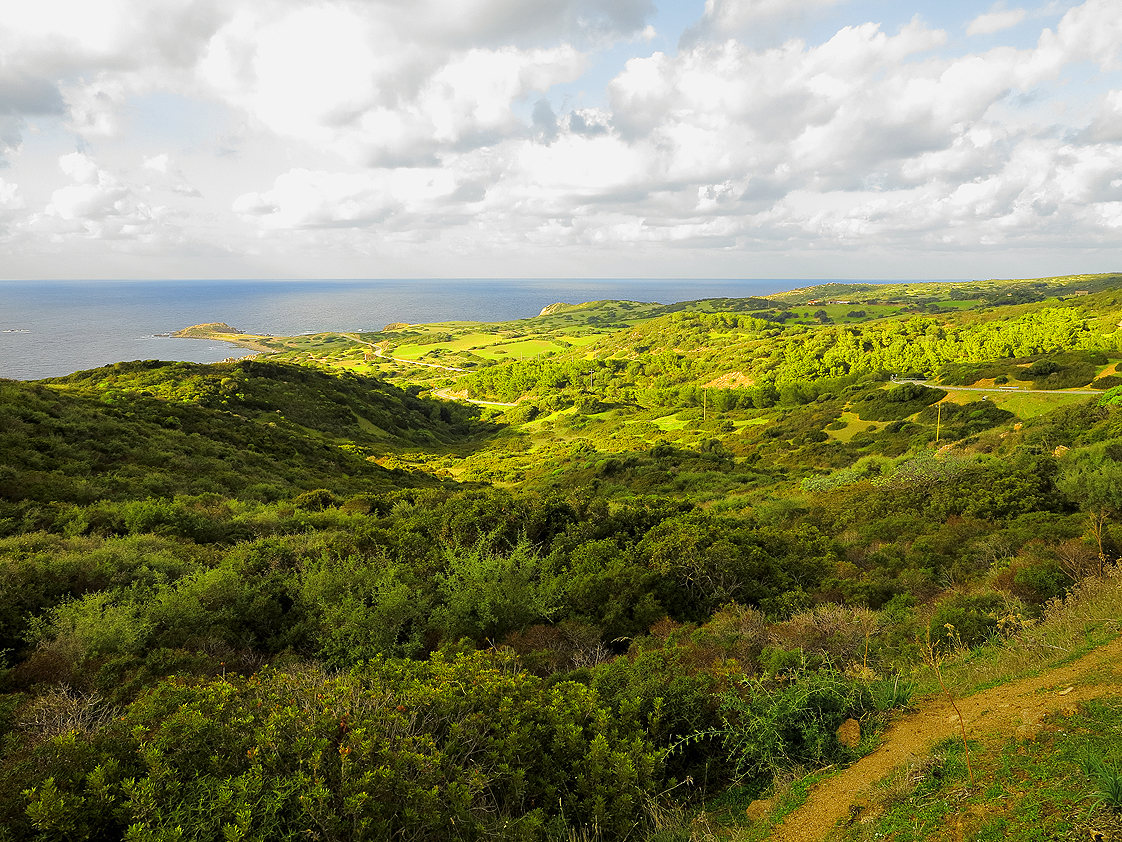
[173,323,276,354]
[172,322,245,338]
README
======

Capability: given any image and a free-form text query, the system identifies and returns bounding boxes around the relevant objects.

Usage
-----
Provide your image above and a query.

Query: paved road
[895,378,1100,395]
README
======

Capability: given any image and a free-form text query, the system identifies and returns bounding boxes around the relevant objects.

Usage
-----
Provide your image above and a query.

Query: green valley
[3,273,1122,841]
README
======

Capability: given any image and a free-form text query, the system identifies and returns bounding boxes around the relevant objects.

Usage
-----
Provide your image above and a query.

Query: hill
[2,274,1122,841]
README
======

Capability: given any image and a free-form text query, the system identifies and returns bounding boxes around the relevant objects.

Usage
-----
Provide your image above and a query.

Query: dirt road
[772,636,1122,841]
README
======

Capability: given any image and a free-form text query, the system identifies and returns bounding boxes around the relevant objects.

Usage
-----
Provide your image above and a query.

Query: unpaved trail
[772,636,1122,842]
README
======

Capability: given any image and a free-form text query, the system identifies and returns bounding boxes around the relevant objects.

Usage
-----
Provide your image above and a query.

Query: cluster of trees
[4,282,1122,840]
[454,302,1122,408]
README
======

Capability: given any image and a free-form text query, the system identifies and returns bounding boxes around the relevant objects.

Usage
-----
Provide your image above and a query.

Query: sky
[0,0,1121,281]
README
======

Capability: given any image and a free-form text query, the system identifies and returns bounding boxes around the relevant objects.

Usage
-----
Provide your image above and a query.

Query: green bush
[700,668,874,787]
[927,591,1007,651]
[854,385,946,422]
[9,653,667,842]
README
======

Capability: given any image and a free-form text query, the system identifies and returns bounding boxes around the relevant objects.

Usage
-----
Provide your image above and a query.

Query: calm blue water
[0,278,910,381]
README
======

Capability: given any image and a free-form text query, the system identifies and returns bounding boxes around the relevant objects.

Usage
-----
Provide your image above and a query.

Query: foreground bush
[5,652,665,842]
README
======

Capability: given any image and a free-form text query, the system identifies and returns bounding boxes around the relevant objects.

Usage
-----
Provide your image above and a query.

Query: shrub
[11,653,668,842]
[698,667,875,787]
[927,591,1008,651]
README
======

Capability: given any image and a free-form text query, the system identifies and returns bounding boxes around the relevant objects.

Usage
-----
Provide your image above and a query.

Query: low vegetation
[2,273,1122,840]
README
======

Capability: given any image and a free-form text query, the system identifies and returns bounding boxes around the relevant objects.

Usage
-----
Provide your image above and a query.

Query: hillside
[1,274,1122,841]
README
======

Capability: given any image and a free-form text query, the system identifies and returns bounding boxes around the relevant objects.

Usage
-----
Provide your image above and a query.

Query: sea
[0,278,899,381]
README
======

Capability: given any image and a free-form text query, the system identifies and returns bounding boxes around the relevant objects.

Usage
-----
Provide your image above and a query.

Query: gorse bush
[12,652,667,842]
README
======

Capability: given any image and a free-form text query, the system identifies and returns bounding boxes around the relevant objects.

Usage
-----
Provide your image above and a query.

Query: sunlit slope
[2,359,485,507]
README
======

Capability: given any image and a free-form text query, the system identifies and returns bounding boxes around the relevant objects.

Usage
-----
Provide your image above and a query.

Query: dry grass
[922,563,1122,698]
[18,685,119,743]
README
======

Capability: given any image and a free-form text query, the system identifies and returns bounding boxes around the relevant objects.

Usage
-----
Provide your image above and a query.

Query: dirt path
[431,387,518,407]
[772,636,1122,842]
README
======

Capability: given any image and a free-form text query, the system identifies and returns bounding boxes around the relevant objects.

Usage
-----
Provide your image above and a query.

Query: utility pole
[935,401,941,445]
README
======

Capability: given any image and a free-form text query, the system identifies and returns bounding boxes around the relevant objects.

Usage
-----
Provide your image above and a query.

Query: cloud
[39,152,176,241]
[0,178,24,211]
[219,0,1122,265]
[0,1,650,162]
[0,176,26,235]
[2,0,1122,274]
[143,153,202,197]
[1081,90,1122,143]
[967,7,1027,37]
[0,68,66,163]
[200,5,588,165]
[232,166,467,230]
[62,75,130,138]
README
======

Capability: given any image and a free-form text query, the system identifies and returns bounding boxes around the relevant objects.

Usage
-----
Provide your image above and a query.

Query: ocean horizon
[0,278,953,381]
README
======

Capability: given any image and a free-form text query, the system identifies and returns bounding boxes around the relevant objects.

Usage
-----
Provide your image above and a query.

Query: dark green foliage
[703,667,875,787]
[940,350,1106,389]
[0,362,482,514]
[5,284,1122,840]
[7,653,666,842]
[1013,351,1103,389]
[927,591,1008,650]
[914,399,1014,438]
[853,384,946,422]
[1081,750,1122,813]
[589,643,723,783]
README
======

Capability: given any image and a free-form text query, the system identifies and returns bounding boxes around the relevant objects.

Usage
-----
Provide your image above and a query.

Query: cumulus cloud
[200,6,588,165]
[232,166,472,230]
[39,152,176,241]
[0,176,27,235]
[217,0,1122,265]
[1081,90,1122,143]
[0,1,650,161]
[3,0,1122,274]
[967,7,1027,36]
[0,0,230,149]
[0,69,66,163]
[0,178,24,210]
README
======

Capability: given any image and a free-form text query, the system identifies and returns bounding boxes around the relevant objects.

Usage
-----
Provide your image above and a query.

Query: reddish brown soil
[772,636,1122,841]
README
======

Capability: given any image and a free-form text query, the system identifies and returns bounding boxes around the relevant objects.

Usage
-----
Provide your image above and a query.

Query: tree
[1056,451,1122,577]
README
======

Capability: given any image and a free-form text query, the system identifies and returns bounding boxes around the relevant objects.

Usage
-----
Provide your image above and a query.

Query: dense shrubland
[3,279,1122,840]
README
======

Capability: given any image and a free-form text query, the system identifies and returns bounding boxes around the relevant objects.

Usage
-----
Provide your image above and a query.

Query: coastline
[173,323,278,355]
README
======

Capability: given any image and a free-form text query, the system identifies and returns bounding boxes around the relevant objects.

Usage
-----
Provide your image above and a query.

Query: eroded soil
[772,636,1122,841]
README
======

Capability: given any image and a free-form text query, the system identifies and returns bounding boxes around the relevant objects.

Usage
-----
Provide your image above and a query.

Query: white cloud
[0,176,27,235]
[39,152,176,241]
[1,0,1121,276]
[232,166,467,230]
[967,7,1027,37]
[200,5,588,166]
[61,75,130,138]
[216,0,1122,266]
[0,178,25,211]
[1081,90,1122,142]
[1030,0,1122,79]
[143,153,202,197]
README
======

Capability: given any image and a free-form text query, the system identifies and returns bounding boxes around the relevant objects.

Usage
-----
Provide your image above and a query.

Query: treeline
[455,302,1122,405]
